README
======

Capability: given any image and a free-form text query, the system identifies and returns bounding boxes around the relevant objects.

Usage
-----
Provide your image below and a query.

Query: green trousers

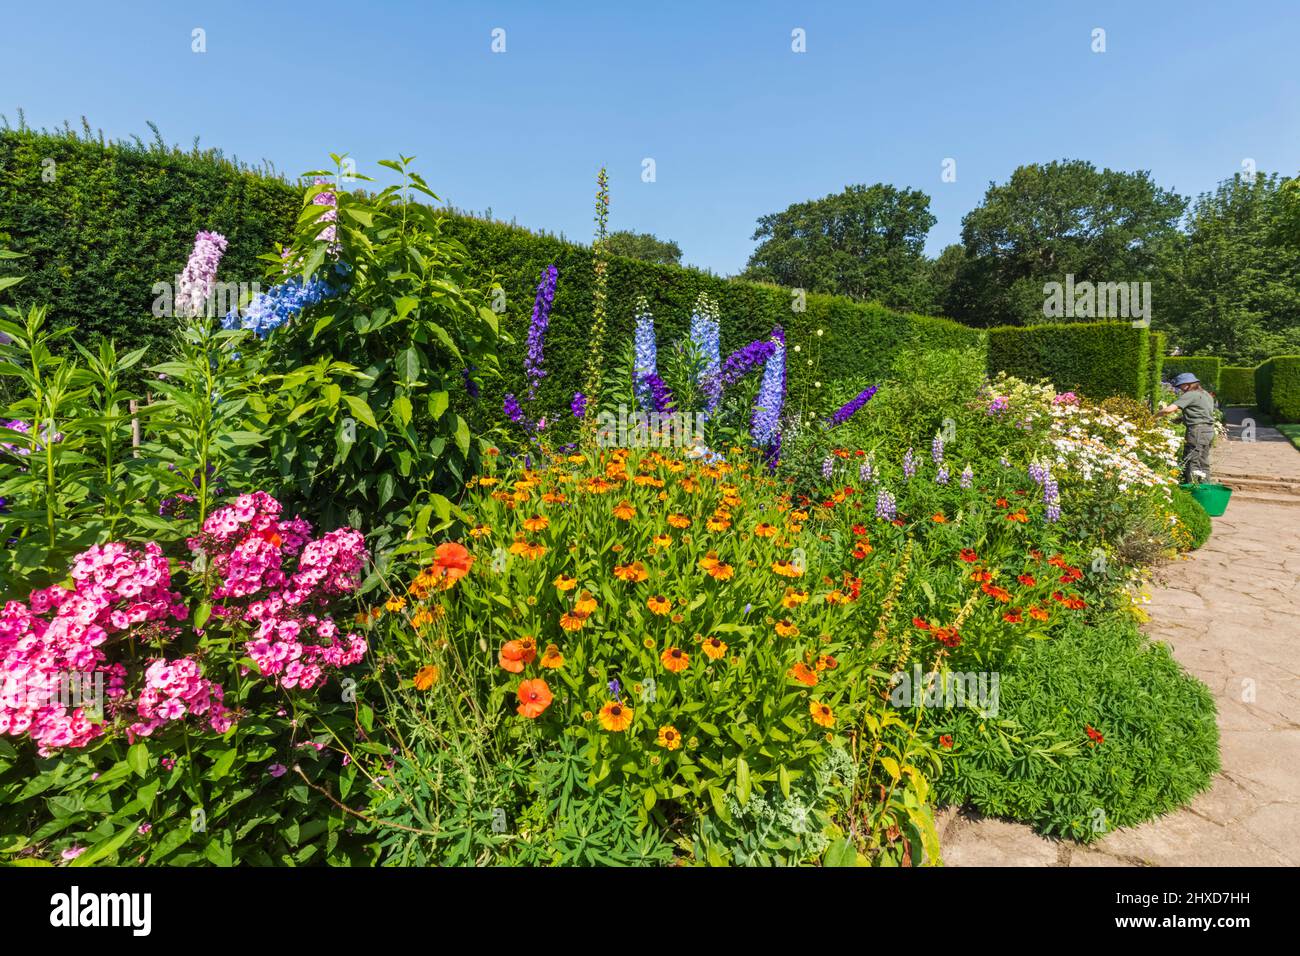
[1181,424,1214,484]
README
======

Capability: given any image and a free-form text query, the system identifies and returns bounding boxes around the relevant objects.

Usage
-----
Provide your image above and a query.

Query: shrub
[1255,355,1300,422]
[930,615,1220,841]
[1147,331,1166,406]
[985,321,1150,400]
[1169,487,1212,550]
[1218,366,1257,406]
[1162,356,1222,395]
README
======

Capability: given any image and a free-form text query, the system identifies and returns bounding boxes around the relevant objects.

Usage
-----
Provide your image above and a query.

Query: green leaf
[127,743,150,777]
[823,837,859,867]
[735,756,751,806]
[72,822,138,867]
[342,394,378,430]
[453,415,470,455]
[428,390,449,421]
[391,395,412,427]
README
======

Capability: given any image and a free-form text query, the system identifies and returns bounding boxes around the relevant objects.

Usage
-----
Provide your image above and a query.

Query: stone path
[939,414,1300,866]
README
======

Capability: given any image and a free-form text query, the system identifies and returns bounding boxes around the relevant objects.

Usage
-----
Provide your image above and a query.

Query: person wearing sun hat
[1158,372,1217,483]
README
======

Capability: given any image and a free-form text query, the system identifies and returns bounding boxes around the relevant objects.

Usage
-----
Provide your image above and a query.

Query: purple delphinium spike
[504,393,525,424]
[176,230,229,319]
[571,392,587,418]
[750,326,785,450]
[525,265,558,402]
[875,487,897,521]
[903,447,916,480]
[828,384,879,427]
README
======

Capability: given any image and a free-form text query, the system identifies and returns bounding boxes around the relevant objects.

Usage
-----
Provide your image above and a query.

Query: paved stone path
[940,416,1300,866]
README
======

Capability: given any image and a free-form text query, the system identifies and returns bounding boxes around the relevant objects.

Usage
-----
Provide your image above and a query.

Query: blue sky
[3,0,1299,274]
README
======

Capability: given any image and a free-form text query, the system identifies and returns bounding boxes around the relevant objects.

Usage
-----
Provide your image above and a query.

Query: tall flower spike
[176,231,229,319]
[632,295,658,412]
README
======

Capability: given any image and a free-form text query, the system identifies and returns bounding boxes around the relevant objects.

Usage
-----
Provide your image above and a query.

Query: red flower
[1085,724,1104,746]
[932,626,961,648]
[969,569,993,583]
[912,617,931,630]
[981,583,1012,602]
[939,735,954,750]
[852,524,868,536]
[959,548,978,563]
[1003,609,1023,623]
[995,497,1009,508]
[1017,574,1036,587]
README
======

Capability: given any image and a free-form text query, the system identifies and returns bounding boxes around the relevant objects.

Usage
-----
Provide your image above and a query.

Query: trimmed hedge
[1162,356,1222,395]
[1170,487,1212,549]
[1147,331,1166,408]
[1218,366,1257,406]
[1,128,985,425]
[985,321,1151,400]
[1256,355,1300,422]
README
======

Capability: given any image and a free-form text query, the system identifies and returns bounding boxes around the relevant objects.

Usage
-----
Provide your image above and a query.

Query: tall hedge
[1218,366,1256,406]
[1147,331,1166,406]
[1256,356,1300,422]
[0,127,985,426]
[1162,356,1222,395]
[0,129,300,356]
[985,321,1150,400]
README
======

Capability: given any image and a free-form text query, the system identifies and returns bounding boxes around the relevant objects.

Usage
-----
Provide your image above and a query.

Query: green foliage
[604,230,682,266]
[950,160,1186,328]
[1162,356,1222,395]
[241,156,503,545]
[1170,487,1212,550]
[986,321,1151,400]
[930,616,1220,842]
[1147,331,1166,408]
[1218,366,1257,405]
[1255,355,1300,422]
[741,183,938,309]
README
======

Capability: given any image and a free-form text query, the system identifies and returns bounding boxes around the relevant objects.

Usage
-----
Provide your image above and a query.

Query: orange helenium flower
[413,665,439,691]
[701,636,727,660]
[656,725,682,750]
[660,647,690,672]
[789,662,818,687]
[775,619,800,637]
[614,561,649,583]
[540,644,565,668]
[810,701,835,728]
[598,700,634,732]
[647,595,672,616]
[522,514,549,533]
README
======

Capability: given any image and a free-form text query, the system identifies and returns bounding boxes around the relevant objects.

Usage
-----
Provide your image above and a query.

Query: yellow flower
[553,573,578,592]
[754,522,777,538]
[706,516,731,532]
[781,588,809,609]
[559,611,589,631]
[540,644,565,668]
[574,591,599,615]
[469,523,492,538]
[413,665,439,690]
[613,500,635,521]
[656,725,682,750]
[701,636,727,660]
[697,551,721,571]
[667,513,691,529]
[775,619,800,637]
[810,700,835,728]
[652,534,671,548]
[522,514,550,533]
[772,560,803,578]
[598,700,634,732]
[707,562,734,581]
[614,561,649,583]
[660,646,690,672]
[647,594,672,616]
[385,595,406,612]
[509,538,547,560]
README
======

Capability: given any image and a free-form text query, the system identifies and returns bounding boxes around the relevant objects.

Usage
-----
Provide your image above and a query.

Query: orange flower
[553,573,578,592]
[931,513,948,524]
[667,513,691,528]
[598,700,634,732]
[559,611,589,631]
[912,617,931,630]
[809,701,835,728]
[614,561,649,583]
[1006,509,1029,523]
[775,619,800,637]
[647,594,672,616]
[498,637,537,673]
[772,560,803,578]
[754,522,777,538]
[959,548,979,563]
[613,500,635,521]
[697,551,721,571]
[574,591,599,615]
[431,542,474,585]
[652,533,672,548]
[1017,574,1037,587]
[1028,605,1050,621]
[781,588,809,609]
[522,514,549,533]
[656,725,682,750]
[982,582,1012,603]
[970,569,993,583]
[789,662,818,687]
[1003,609,1023,624]
[707,562,734,581]
[701,636,727,660]
[469,523,492,538]
[385,595,406,612]
[706,516,731,532]
[509,538,547,560]
[516,679,553,719]
[540,644,565,668]
[817,654,838,671]
[660,646,690,672]
[825,589,848,605]
[413,665,439,690]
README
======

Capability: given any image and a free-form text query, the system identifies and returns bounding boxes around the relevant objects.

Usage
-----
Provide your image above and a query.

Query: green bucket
[1180,482,1232,517]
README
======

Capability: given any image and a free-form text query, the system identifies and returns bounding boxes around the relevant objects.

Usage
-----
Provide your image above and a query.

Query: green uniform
[1173,388,1216,483]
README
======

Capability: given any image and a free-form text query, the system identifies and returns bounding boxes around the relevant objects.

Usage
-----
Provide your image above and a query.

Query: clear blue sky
[3,0,1299,275]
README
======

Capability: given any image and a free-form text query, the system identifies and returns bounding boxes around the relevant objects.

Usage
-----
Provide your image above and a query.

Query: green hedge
[985,321,1151,400]
[1147,331,1166,408]
[1218,366,1256,406]
[1256,355,1300,422]
[1162,356,1222,395]
[1,128,985,425]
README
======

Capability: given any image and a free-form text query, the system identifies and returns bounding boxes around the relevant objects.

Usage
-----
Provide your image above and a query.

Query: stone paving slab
[940,429,1300,867]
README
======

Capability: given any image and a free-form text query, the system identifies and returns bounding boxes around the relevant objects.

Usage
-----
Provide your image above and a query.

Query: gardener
[1158,372,1217,483]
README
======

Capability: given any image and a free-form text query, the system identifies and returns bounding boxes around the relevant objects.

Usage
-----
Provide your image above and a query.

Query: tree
[605,230,682,266]
[742,184,936,308]
[1160,173,1300,362]
[952,160,1186,327]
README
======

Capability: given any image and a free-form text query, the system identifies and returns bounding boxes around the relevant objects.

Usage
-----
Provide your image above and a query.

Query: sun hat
[1170,372,1199,387]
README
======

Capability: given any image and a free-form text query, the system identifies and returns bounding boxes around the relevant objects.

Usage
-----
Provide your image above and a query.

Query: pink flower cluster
[312,176,339,250]
[190,493,368,690]
[176,230,229,319]
[0,542,213,754]
[132,657,233,740]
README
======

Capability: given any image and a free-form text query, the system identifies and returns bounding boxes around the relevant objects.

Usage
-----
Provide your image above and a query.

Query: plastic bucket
[1180,482,1232,517]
